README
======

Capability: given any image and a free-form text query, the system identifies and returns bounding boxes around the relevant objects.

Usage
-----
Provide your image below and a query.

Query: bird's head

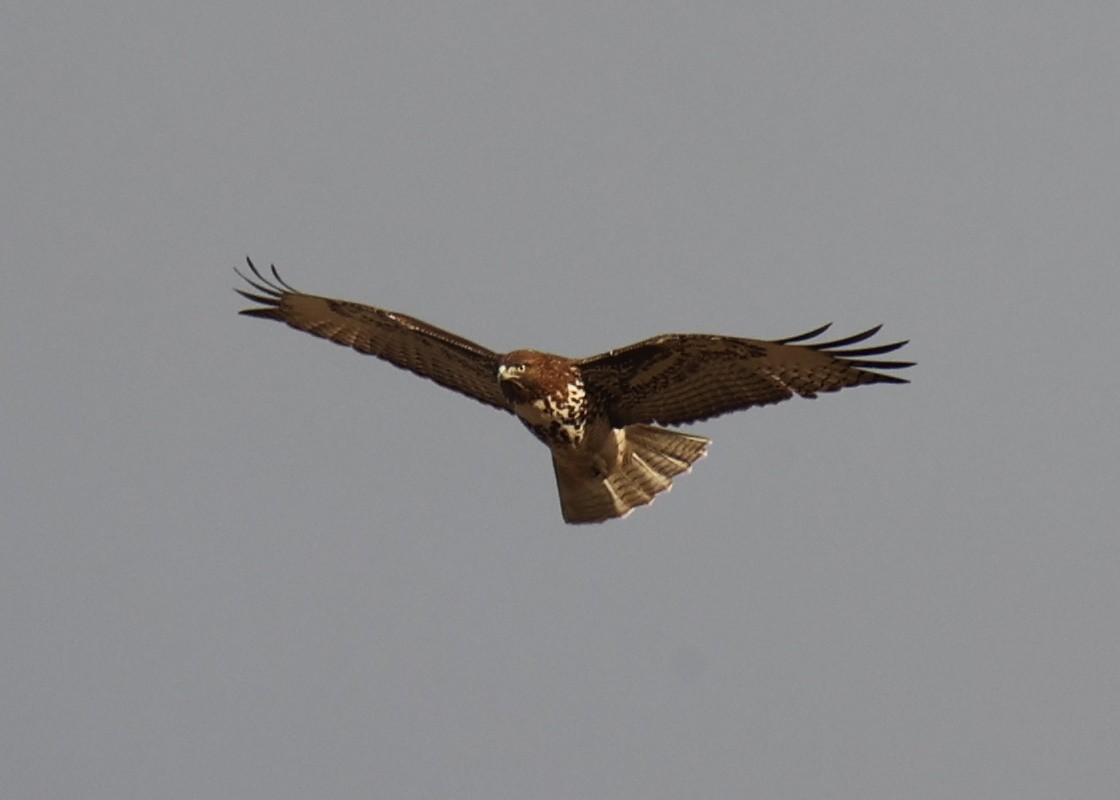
[498,350,540,403]
[498,350,571,404]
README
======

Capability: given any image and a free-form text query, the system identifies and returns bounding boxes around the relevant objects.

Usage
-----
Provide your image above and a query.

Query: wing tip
[778,323,915,376]
[774,322,833,344]
[234,257,298,295]
[235,257,300,318]
[862,371,911,385]
[238,306,285,321]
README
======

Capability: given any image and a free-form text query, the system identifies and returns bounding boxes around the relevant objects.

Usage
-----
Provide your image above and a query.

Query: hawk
[235,259,913,524]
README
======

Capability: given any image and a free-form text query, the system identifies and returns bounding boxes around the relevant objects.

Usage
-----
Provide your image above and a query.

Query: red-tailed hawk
[236,259,912,523]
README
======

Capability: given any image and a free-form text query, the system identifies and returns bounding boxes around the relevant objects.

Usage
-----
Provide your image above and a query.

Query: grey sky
[3,3,1118,798]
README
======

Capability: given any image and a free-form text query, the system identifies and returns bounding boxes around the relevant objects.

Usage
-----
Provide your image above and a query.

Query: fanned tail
[553,424,710,524]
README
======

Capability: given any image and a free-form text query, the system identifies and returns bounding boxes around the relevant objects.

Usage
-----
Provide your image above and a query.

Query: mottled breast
[498,352,594,448]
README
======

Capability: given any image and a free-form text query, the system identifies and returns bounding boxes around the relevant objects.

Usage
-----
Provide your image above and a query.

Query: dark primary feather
[235,259,511,413]
[578,324,913,427]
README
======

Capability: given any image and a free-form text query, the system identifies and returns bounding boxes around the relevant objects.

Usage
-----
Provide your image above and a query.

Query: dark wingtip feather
[830,339,909,358]
[269,263,299,293]
[808,324,883,350]
[235,256,297,318]
[234,263,280,298]
[238,257,299,294]
[234,288,280,305]
[246,256,267,283]
[778,323,915,379]
[774,322,832,344]
[861,371,910,385]
[849,359,915,371]
[238,307,285,321]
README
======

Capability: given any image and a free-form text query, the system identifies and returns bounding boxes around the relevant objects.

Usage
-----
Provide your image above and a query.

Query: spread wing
[578,323,913,427]
[235,259,511,413]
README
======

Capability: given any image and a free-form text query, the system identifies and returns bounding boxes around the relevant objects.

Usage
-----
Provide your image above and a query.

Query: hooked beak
[497,364,530,402]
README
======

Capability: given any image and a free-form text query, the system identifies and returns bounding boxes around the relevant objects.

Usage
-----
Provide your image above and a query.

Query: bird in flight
[235,259,913,524]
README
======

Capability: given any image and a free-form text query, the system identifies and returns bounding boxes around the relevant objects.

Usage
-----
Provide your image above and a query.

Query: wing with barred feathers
[235,259,512,413]
[577,324,913,427]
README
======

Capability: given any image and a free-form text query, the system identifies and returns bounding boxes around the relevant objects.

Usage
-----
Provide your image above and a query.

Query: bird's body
[495,349,711,521]
[236,259,913,523]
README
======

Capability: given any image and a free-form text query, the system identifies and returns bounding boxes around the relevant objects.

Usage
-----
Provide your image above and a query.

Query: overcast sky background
[3,3,1119,798]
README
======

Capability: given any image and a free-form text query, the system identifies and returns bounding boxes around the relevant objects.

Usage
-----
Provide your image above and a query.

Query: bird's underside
[236,258,913,523]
